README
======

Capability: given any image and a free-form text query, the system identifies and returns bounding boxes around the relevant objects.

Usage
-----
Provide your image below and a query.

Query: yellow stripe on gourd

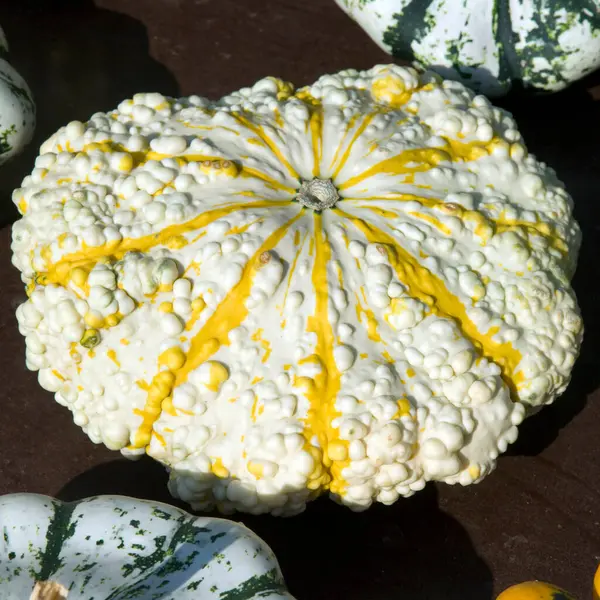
[37,201,291,288]
[339,138,503,192]
[231,113,299,181]
[355,291,383,343]
[350,195,567,255]
[226,217,264,236]
[132,370,176,447]
[174,211,303,387]
[327,113,360,174]
[127,211,303,449]
[296,213,349,496]
[238,166,296,194]
[340,210,524,397]
[331,114,377,180]
[303,101,324,178]
[339,148,448,190]
[77,139,295,195]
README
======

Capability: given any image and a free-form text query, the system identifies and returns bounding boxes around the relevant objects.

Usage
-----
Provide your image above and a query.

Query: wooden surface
[1,1,600,598]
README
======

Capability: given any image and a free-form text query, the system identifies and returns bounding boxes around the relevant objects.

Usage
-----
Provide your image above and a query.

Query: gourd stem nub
[296,178,339,211]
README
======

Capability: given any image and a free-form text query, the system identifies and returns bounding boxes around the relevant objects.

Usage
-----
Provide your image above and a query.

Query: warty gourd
[11,64,582,515]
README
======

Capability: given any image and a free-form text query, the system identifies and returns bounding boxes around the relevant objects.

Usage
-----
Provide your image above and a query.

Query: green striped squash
[0,494,296,600]
[334,0,600,96]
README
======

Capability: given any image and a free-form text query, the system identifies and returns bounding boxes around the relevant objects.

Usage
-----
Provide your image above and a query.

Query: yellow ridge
[36,201,290,287]
[327,113,360,175]
[349,196,567,254]
[231,113,299,181]
[339,138,501,191]
[297,213,349,496]
[174,210,303,387]
[56,140,295,196]
[331,113,377,180]
[129,209,303,449]
[339,210,524,397]
[308,105,324,177]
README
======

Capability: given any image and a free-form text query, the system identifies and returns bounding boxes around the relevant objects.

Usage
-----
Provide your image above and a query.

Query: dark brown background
[1,1,600,598]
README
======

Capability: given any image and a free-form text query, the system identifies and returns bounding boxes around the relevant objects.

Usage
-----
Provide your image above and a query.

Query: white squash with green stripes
[0,494,296,600]
[335,0,600,96]
[0,25,35,164]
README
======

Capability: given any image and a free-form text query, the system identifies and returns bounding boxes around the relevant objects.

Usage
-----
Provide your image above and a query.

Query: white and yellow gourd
[11,65,582,515]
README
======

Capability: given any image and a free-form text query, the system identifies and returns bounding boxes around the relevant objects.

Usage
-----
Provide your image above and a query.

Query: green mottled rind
[381,1,435,62]
[511,0,600,90]
[219,569,288,600]
[336,0,600,96]
[33,501,76,581]
[0,494,296,600]
[0,26,35,164]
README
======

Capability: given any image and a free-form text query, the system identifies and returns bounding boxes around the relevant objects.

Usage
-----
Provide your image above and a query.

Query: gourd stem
[296,178,339,211]
[30,581,68,600]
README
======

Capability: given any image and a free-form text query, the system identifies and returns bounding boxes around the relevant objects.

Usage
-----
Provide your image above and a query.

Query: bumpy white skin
[12,64,582,516]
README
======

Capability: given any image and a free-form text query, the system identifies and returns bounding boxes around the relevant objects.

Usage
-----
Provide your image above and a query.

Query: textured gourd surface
[11,64,582,515]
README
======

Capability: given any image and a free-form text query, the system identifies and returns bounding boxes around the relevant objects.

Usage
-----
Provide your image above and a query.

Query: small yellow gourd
[496,564,600,600]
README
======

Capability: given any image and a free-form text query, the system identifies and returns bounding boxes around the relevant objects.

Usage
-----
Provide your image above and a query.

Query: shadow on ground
[58,459,493,600]
[496,78,600,456]
[0,0,179,227]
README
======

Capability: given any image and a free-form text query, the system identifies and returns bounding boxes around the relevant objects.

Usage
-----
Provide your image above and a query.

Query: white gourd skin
[0,494,296,599]
[334,0,600,97]
[11,65,582,516]
[0,25,35,165]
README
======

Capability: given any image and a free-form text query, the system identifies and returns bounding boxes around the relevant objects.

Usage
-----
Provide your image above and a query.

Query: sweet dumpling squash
[12,64,582,515]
